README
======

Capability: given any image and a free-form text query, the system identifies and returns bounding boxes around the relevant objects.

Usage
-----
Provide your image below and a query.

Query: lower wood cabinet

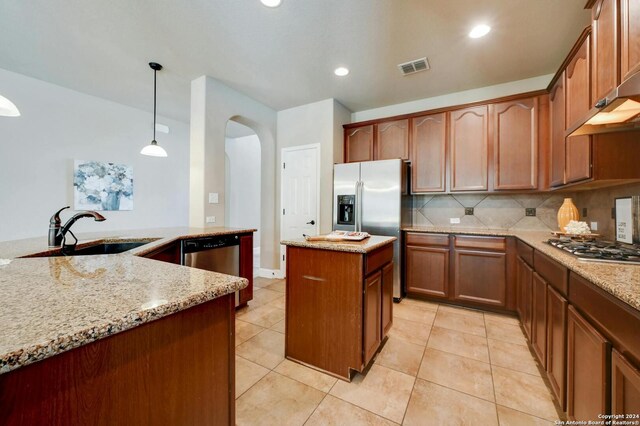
[364,271,382,365]
[546,285,568,410]
[238,235,254,306]
[567,305,611,421]
[531,272,548,368]
[405,233,450,299]
[142,241,181,264]
[453,236,507,308]
[517,256,533,339]
[381,262,394,337]
[612,348,640,415]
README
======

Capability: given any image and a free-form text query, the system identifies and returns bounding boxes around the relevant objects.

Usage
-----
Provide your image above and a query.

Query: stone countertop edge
[0,275,248,376]
[403,226,640,312]
[0,227,255,375]
[281,235,397,254]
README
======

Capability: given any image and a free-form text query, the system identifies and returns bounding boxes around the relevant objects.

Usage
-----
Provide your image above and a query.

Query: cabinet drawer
[365,243,393,276]
[454,235,506,251]
[406,232,449,247]
[534,251,568,296]
[516,239,534,266]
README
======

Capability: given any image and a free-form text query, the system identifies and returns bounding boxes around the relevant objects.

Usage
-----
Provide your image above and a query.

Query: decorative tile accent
[474,195,524,229]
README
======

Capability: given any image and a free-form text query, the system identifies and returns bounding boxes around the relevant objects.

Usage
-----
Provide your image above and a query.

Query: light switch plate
[450,217,461,224]
[208,193,219,204]
[590,221,598,231]
[206,216,216,223]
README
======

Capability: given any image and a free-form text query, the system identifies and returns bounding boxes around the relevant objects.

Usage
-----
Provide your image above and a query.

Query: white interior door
[281,144,320,271]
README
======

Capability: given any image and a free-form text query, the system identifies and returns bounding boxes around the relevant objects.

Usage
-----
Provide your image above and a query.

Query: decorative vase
[103,192,121,211]
[557,198,579,232]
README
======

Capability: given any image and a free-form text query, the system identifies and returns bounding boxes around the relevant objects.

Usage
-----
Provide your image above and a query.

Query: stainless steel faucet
[48,206,106,248]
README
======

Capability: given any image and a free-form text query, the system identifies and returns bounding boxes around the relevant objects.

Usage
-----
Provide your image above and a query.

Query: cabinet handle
[303,275,326,282]
[306,220,315,225]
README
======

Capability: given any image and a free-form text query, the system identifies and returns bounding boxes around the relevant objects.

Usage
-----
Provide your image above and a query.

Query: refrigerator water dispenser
[337,195,355,225]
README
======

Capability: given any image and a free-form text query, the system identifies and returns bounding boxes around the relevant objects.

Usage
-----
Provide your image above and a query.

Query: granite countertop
[403,226,640,312]
[0,227,255,375]
[281,235,397,254]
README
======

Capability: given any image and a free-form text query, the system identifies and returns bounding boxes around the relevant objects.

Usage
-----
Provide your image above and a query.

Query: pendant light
[0,94,20,117]
[140,62,168,157]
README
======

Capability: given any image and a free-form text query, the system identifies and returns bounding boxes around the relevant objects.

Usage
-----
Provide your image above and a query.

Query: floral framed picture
[74,160,133,211]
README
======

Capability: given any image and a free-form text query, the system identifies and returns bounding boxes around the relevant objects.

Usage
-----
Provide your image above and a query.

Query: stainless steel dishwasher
[181,234,241,306]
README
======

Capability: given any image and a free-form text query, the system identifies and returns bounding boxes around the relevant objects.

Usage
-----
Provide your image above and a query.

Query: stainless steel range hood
[570,72,640,136]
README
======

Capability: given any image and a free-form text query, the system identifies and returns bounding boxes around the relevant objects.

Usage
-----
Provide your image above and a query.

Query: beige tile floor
[235,277,560,425]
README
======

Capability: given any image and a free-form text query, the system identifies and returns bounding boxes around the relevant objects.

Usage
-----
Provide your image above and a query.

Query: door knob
[306,220,316,225]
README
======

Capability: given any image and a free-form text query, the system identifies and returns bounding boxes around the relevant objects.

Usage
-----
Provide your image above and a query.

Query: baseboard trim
[258,268,285,279]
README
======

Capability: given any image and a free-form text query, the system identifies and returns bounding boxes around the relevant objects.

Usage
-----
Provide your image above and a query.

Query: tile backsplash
[411,181,640,240]
[574,182,640,241]
[412,193,568,231]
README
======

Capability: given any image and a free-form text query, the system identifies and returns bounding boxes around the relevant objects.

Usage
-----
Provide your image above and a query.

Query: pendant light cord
[153,67,157,142]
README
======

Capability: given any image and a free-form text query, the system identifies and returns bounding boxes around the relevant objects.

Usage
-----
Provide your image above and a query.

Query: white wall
[190,76,278,269]
[225,135,261,248]
[351,74,554,122]
[0,68,190,242]
[276,99,351,235]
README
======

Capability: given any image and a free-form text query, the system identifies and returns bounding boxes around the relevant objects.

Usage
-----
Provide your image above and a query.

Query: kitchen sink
[24,240,155,258]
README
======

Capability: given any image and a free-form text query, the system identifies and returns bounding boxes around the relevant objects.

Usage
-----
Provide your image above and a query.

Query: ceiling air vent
[398,57,430,76]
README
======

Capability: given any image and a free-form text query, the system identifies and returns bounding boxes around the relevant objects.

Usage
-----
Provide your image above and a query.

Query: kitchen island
[281,235,396,381]
[0,227,254,425]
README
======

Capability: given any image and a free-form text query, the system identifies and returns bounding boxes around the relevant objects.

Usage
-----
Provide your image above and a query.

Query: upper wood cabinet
[566,33,591,130]
[345,125,374,163]
[450,106,489,191]
[621,0,640,81]
[492,98,539,190]
[376,119,409,160]
[549,74,566,187]
[592,0,619,106]
[411,113,447,193]
[565,135,592,183]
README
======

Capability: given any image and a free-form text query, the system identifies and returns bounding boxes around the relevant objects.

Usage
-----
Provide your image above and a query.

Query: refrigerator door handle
[357,180,364,232]
[353,181,360,232]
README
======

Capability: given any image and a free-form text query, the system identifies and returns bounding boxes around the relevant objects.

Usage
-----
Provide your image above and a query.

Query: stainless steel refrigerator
[333,159,412,300]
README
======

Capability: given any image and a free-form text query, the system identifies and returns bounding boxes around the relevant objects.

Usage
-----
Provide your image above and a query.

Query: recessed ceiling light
[334,67,350,77]
[469,24,491,38]
[261,0,281,7]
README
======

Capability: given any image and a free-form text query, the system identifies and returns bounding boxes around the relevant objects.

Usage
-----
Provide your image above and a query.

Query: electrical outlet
[590,221,598,231]
[582,208,588,217]
[465,207,474,215]
[206,216,216,223]
[208,193,219,204]
[525,208,536,217]
[450,217,461,224]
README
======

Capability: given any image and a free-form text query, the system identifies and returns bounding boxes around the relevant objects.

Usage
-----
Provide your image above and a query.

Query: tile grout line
[484,313,502,425]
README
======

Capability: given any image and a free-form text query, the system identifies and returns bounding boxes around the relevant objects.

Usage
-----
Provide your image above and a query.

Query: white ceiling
[0,0,590,123]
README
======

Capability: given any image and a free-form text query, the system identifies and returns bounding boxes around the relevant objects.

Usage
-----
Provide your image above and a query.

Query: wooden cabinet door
[450,106,489,191]
[453,249,506,307]
[405,245,450,299]
[621,0,640,82]
[566,135,592,183]
[531,272,548,368]
[566,34,591,129]
[377,119,409,160]
[381,262,394,338]
[411,113,446,192]
[493,98,538,190]
[549,74,566,187]
[345,125,374,163]
[364,271,382,366]
[567,305,611,421]
[612,348,640,415]
[546,286,568,410]
[517,257,533,340]
[238,234,254,306]
[143,241,181,264]
[592,0,619,106]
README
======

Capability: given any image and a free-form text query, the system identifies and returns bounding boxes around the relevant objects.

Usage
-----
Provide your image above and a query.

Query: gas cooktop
[546,238,640,265]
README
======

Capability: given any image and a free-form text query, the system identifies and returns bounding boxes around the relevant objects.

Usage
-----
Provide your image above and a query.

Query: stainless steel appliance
[333,159,412,300]
[546,238,640,264]
[181,235,241,306]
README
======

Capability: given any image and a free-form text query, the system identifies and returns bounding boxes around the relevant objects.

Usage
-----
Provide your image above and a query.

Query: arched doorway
[225,119,262,276]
